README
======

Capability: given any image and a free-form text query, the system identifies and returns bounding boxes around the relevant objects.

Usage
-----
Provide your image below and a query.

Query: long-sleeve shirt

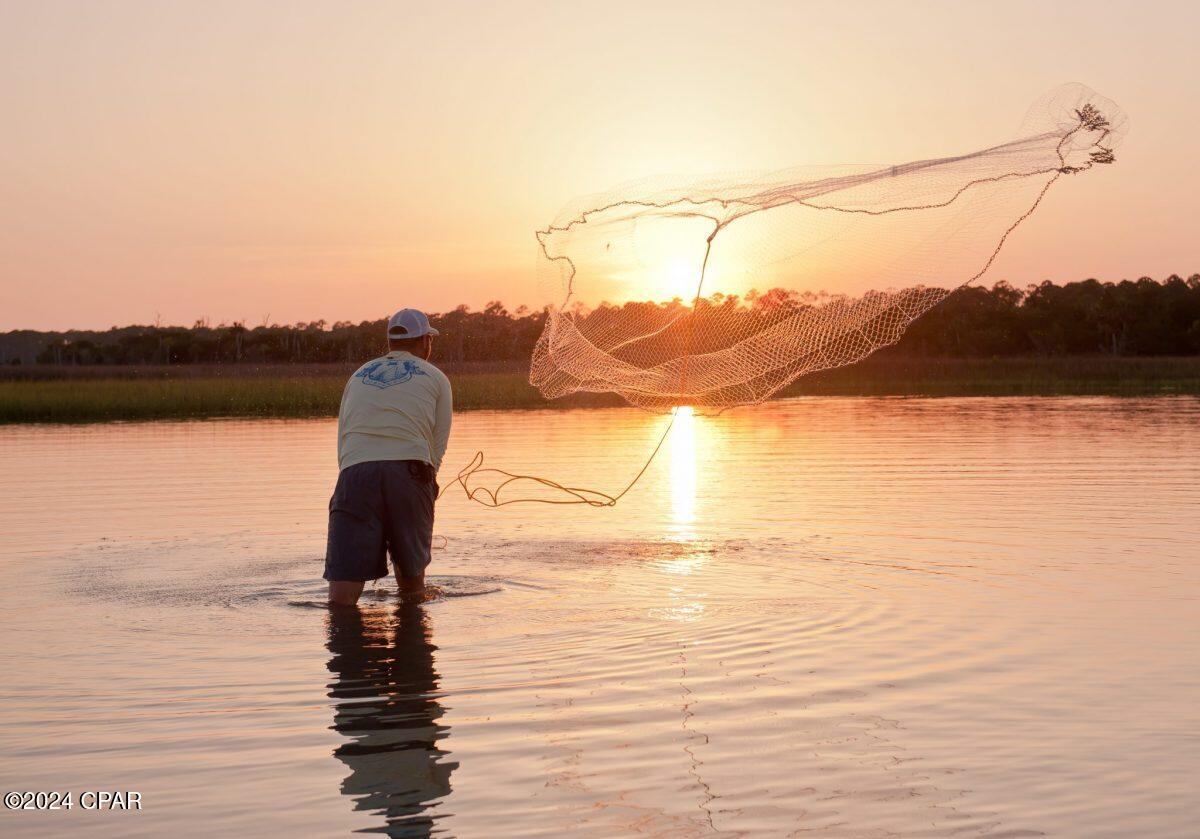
[336,351,453,472]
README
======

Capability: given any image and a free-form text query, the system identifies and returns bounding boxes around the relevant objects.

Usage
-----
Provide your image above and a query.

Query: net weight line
[438,226,718,508]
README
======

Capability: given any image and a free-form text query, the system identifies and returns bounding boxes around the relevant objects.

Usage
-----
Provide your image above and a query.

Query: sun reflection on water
[669,406,697,538]
[657,405,713,621]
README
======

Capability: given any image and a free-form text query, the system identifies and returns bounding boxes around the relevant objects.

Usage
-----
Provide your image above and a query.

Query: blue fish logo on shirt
[355,358,430,389]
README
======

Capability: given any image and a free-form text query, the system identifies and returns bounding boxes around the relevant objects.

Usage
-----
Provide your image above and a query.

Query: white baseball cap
[386,308,440,340]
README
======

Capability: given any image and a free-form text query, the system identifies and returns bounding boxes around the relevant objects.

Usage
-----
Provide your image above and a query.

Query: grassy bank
[0,369,621,423]
[782,355,1200,397]
[1,356,1197,424]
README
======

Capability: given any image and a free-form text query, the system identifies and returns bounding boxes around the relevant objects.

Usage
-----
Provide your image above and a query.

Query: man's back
[337,350,453,472]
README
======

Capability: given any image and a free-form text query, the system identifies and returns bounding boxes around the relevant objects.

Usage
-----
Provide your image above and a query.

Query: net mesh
[530,84,1125,413]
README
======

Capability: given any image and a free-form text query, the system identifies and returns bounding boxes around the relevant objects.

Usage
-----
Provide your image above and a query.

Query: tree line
[6,275,1199,367]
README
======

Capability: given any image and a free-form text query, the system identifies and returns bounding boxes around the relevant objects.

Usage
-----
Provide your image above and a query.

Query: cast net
[445,84,1124,506]
[530,84,1125,413]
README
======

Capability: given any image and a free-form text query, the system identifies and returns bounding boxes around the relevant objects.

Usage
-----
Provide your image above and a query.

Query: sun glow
[658,259,703,303]
[610,254,710,305]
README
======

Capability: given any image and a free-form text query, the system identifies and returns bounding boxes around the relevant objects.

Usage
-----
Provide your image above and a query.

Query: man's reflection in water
[326,603,456,837]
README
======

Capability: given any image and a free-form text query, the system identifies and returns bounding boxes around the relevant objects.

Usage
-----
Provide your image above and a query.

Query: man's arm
[336,377,352,468]
[432,375,453,471]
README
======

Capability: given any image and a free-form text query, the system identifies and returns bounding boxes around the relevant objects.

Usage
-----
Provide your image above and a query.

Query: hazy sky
[1,0,1196,330]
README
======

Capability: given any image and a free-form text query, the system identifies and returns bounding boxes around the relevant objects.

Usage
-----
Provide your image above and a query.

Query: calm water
[1,397,1198,837]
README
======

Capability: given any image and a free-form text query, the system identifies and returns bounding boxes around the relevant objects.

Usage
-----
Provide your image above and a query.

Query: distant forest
[4,275,1199,366]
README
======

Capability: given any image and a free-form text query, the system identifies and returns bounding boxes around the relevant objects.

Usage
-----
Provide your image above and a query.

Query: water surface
[1,397,1198,837]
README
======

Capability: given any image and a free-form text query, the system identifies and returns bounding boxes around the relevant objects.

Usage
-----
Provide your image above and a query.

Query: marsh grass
[783,355,1200,397]
[0,370,620,423]
[1,356,1197,423]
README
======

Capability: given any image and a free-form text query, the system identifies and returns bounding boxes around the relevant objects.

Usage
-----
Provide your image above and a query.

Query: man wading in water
[325,309,452,606]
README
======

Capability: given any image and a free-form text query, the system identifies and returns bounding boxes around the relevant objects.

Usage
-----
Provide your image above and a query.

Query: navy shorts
[324,460,439,582]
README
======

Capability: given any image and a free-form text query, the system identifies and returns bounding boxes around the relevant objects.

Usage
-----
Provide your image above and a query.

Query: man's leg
[323,463,389,608]
[395,571,425,597]
[328,580,365,607]
[383,461,436,599]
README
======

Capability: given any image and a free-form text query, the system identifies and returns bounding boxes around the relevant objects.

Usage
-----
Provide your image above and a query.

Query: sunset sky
[1,0,1196,331]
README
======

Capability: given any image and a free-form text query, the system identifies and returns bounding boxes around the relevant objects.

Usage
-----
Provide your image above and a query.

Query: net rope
[442,84,1124,508]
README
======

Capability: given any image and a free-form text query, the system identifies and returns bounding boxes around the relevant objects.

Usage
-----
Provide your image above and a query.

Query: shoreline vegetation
[2,355,1198,424]
[3,278,1198,423]
[6,278,1200,370]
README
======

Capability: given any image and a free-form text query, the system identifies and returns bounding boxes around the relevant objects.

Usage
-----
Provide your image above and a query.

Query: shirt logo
[355,358,429,389]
